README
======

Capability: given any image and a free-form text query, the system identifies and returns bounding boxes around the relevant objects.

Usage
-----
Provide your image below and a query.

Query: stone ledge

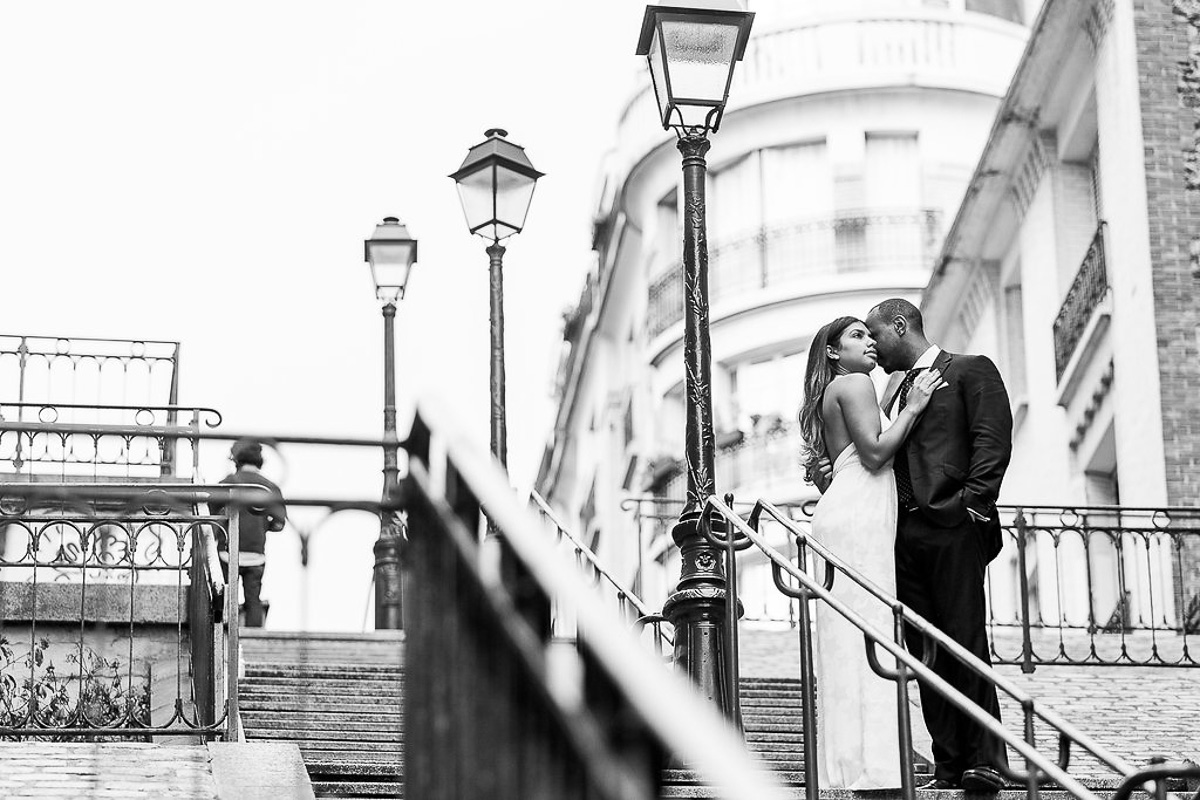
[0,580,187,624]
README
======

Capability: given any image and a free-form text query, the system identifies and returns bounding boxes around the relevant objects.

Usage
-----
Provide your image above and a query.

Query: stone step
[304,759,403,775]
[245,665,405,679]
[241,714,403,733]
[311,779,402,798]
[241,698,405,713]
[246,728,404,744]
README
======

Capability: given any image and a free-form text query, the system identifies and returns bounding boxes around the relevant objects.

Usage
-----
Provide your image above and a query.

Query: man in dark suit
[865,297,1013,792]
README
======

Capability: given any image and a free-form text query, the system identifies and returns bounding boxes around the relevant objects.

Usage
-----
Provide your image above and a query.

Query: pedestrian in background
[210,438,287,628]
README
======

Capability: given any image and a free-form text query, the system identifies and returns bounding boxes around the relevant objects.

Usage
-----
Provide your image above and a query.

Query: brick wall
[1132,0,1200,617]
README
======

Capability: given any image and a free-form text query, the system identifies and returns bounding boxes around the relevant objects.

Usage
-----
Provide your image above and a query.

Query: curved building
[537,0,1031,612]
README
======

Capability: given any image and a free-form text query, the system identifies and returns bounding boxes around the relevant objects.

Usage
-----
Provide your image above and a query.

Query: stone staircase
[242,631,1180,799]
[237,632,826,799]
[239,631,404,799]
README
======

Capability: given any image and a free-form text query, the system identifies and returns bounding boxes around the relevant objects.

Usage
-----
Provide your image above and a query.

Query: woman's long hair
[798,316,861,481]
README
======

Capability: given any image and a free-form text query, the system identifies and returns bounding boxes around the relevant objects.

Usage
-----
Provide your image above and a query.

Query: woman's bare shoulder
[826,372,875,398]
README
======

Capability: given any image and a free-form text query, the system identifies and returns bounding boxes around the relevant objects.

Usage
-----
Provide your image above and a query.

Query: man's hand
[807,456,833,494]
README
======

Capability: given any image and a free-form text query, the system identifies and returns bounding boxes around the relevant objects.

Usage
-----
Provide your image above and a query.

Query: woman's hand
[903,368,946,415]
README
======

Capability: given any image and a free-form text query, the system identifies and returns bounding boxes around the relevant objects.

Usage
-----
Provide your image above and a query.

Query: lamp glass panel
[659,17,738,105]
[493,166,537,239]
[368,240,415,303]
[454,167,497,234]
[646,29,672,127]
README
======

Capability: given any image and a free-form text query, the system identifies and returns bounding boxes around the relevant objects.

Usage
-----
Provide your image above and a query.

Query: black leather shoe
[918,778,961,790]
[961,766,1005,793]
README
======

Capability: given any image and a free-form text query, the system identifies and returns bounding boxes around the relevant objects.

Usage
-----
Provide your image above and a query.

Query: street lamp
[450,129,543,474]
[636,1,753,716]
[365,216,418,629]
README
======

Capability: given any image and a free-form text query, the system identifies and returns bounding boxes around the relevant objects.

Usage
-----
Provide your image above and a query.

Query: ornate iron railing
[625,497,1200,669]
[648,209,941,337]
[529,490,673,656]
[403,405,788,799]
[0,402,223,480]
[0,482,240,740]
[698,495,1198,800]
[990,505,1199,670]
[1052,223,1109,381]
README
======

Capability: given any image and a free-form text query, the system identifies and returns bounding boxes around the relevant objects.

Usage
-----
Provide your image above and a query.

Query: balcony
[1056,224,1108,386]
[658,420,805,502]
[648,209,941,338]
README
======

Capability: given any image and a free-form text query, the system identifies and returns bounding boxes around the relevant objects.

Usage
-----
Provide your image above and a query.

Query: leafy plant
[0,636,150,741]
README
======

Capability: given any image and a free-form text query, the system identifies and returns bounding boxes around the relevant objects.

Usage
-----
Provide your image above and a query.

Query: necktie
[895,368,922,508]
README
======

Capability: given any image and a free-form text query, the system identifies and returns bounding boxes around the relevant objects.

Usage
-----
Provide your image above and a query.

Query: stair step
[241,698,404,713]
[311,779,403,798]
[245,728,404,744]
[241,716,403,733]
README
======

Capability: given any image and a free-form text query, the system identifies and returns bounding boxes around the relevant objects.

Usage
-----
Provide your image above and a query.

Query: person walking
[210,438,287,628]
[864,297,1013,792]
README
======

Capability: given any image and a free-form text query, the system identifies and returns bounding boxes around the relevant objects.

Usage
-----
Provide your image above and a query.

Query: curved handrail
[529,489,674,655]
[700,495,1191,800]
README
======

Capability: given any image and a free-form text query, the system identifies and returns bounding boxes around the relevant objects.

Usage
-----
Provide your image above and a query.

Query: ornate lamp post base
[662,513,736,717]
[373,516,405,629]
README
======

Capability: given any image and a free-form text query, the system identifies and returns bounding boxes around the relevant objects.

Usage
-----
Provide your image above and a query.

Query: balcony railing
[658,422,804,503]
[1052,223,1109,381]
[648,209,941,338]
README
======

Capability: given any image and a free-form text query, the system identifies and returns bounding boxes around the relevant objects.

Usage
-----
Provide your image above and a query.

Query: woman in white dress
[798,316,942,790]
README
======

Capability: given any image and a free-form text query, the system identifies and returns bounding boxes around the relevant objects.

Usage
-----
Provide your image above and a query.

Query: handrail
[405,401,789,799]
[698,495,1186,800]
[529,489,673,654]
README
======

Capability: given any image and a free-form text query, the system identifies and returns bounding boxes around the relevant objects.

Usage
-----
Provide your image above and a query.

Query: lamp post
[636,1,754,715]
[450,129,543,486]
[365,216,418,629]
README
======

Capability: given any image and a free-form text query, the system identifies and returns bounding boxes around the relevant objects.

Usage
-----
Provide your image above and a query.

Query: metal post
[485,242,508,541]
[1015,509,1034,673]
[374,302,404,629]
[487,242,508,468]
[660,133,733,717]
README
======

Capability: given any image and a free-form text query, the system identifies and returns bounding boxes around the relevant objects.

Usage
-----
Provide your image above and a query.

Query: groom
[865,298,1013,792]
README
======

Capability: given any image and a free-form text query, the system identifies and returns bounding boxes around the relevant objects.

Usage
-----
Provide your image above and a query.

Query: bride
[798,316,941,789]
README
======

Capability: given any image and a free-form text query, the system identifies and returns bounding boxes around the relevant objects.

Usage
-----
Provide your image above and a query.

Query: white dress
[810,437,902,789]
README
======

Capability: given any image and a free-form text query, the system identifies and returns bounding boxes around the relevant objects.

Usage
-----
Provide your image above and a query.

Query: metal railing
[529,490,672,656]
[625,497,1200,670]
[991,505,1199,670]
[0,482,242,740]
[700,495,1199,800]
[0,335,183,476]
[403,404,789,799]
[648,209,941,337]
[0,402,222,480]
[1052,223,1109,381]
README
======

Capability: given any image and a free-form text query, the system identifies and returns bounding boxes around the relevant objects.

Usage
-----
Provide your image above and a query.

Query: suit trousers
[895,510,1008,781]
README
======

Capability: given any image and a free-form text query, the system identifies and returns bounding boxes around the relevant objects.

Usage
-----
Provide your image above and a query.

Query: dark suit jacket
[885,350,1013,558]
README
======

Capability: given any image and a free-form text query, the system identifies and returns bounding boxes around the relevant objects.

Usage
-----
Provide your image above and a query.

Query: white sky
[0,1,650,629]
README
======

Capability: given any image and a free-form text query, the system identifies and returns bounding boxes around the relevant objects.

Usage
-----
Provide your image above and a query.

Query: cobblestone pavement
[0,742,218,799]
[739,625,1200,786]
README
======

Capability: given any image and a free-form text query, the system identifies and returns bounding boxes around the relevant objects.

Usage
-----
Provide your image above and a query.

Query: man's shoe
[918,778,960,790]
[961,766,1005,793]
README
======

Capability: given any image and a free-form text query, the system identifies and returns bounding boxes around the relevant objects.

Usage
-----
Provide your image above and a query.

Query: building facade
[537,0,1032,611]
[922,0,1200,630]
